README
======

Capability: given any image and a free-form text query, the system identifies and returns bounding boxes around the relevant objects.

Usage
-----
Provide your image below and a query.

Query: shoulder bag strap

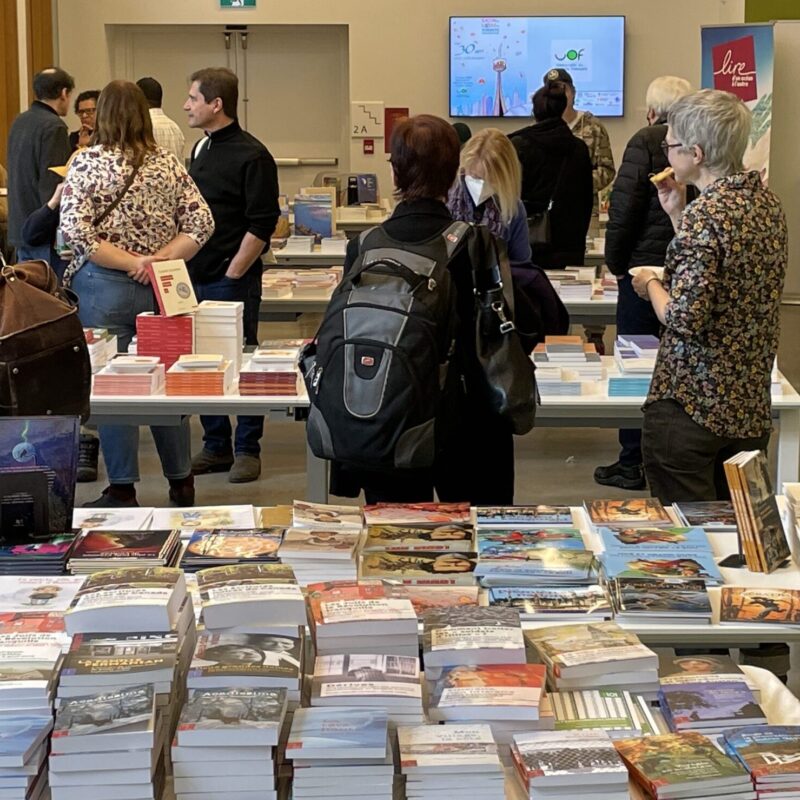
[546,139,576,211]
[92,162,142,227]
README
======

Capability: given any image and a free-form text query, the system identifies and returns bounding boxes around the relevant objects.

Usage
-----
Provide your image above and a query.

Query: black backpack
[300,222,470,471]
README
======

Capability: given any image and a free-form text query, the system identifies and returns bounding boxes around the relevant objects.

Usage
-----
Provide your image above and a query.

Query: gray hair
[645,76,693,118]
[667,89,751,176]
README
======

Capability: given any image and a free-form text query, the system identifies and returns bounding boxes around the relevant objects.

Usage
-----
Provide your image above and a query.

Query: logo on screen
[712,35,757,102]
[552,40,592,79]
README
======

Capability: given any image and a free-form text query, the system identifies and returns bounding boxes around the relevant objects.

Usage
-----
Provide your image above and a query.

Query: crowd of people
[2,66,788,528]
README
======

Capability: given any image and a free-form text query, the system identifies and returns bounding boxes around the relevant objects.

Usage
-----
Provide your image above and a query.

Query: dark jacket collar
[391,198,452,220]
[207,119,242,142]
[31,100,60,117]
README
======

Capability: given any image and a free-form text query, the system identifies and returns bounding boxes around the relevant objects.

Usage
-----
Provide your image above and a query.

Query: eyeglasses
[77,108,96,117]
[660,141,683,154]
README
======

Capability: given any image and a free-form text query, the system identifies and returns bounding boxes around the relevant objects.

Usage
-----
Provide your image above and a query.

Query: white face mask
[465,175,494,206]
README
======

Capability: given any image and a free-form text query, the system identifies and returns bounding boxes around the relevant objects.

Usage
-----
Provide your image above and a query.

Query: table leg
[777,407,800,487]
[306,443,329,503]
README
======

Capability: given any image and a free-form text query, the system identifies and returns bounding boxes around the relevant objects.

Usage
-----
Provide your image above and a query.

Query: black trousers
[642,399,770,504]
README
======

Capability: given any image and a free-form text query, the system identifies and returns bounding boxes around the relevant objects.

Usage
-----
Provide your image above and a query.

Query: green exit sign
[220,0,255,6]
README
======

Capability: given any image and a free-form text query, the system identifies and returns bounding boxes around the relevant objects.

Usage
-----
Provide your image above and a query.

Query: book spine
[145,264,167,317]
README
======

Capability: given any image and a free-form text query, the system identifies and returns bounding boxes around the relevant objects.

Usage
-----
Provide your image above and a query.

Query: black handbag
[466,225,538,435]
[526,145,572,248]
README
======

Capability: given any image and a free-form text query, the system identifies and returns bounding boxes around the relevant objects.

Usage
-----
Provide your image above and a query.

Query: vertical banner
[701,24,774,182]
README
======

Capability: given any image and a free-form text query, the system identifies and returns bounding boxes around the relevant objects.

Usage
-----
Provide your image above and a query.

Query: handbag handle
[92,162,142,227]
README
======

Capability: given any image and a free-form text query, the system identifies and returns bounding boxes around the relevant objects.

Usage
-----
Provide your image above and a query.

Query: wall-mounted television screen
[450,16,625,118]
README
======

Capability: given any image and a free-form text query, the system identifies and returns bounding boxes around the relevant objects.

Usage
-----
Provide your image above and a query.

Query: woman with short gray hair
[632,89,787,502]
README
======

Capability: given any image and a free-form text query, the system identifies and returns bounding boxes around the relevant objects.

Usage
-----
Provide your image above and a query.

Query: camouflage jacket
[569,110,616,196]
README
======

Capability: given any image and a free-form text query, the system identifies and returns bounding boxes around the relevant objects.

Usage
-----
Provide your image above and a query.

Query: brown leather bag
[0,258,91,420]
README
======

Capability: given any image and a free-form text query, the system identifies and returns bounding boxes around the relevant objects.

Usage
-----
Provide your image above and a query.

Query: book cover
[477,528,585,552]
[312,654,421,701]
[398,724,500,769]
[0,416,80,536]
[71,507,154,531]
[0,471,49,539]
[475,506,573,527]
[145,259,198,317]
[0,717,52,762]
[52,685,154,740]
[659,653,744,684]
[363,502,471,526]
[488,586,610,617]
[613,578,711,615]
[61,633,178,677]
[279,529,359,558]
[0,576,85,613]
[360,551,477,584]
[70,530,177,561]
[364,524,474,553]
[182,529,283,563]
[584,499,671,526]
[673,501,737,530]
[196,562,297,593]
[475,548,596,581]
[0,632,63,683]
[431,664,545,708]
[287,707,388,753]
[293,197,333,244]
[423,606,523,652]
[614,731,749,788]
[292,501,363,530]
[551,689,639,732]
[722,725,800,780]
[659,681,766,729]
[0,533,76,560]
[0,612,64,634]
[178,687,286,731]
[150,505,255,531]
[189,631,301,679]
[720,586,800,624]
[600,551,723,584]
[597,526,713,553]
[385,585,480,615]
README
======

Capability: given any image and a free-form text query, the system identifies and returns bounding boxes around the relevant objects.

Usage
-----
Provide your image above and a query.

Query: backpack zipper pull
[312,366,323,391]
[428,278,437,291]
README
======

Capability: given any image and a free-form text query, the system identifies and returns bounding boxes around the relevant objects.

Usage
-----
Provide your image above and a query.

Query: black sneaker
[77,433,100,483]
[593,460,646,490]
[83,487,139,508]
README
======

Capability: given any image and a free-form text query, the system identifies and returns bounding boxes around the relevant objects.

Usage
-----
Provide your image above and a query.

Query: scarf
[446,175,505,238]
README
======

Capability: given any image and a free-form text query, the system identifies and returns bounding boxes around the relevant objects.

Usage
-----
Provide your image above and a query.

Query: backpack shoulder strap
[441,221,471,260]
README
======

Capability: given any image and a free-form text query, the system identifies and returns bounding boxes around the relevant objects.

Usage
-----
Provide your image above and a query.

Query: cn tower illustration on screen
[492,45,508,116]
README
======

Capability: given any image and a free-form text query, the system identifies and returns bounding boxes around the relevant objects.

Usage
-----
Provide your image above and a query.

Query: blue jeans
[194,266,264,456]
[72,261,191,484]
[15,243,68,282]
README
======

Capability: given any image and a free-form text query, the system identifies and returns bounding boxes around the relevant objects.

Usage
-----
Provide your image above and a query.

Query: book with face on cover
[364,524,475,553]
[719,586,800,624]
[600,550,724,585]
[363,502,472,526]
[360,550,478,586]
[279,529,360,560]
[475,506,574,528]
[292,501,363,530]
[145,259,199,317]
[310,654,421,707]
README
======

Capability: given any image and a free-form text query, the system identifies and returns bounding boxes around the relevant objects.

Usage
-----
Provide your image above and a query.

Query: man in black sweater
[594,75,692,491]
[184,67,280,483]
[7,67,73,266]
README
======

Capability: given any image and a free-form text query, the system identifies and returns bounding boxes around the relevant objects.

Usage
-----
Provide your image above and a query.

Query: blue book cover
[597,526,713,554]
[293,198,333,244]
[659,682,765,729]
[600,550,723,584]
[288,707,388,752]
[475,548,596,581]
[477,529,585,553]
[721,726,800,780]
[0,716,52,758]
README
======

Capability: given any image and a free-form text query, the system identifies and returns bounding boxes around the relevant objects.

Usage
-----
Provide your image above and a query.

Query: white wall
[56,0,744,200]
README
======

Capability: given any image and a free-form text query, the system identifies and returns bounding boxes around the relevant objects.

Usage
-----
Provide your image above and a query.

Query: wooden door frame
[0,0,21,165]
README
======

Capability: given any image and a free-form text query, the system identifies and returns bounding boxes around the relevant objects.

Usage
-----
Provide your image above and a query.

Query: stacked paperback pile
[0,631,64,717]
[398,724,504,800]
[0,716,53,800]
[595,274,619,301]
[615,731,753,800]
[289,268,341,298]
[310,653,424,727]
[511,729,629,800]
[533,336,604,396]
[261,272,293,299]
[287,708,394,800]
[547,267,596,302]
[278,235,315,254]
[524,621,659,695]
[193,301,244,372]
[239,340,304,396]
[165,354,235,396]
[136,312,193,369]
[72,508,155,532]
[722,725,800,799]
[0,575,85,621]
[609,334,658,397]
[279,529,360,584]
[724,450,793,573]
[66,530,181,574]
[0,540,79,577]
[92,355,165,396]
[306,581,418,657]
[84,327,117,373]
[179,528,283,573]
[550,688,654,739]
[173,687,288,800]
[421,606,526,681]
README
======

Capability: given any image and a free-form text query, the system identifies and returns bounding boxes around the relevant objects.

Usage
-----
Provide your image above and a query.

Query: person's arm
[604,133,651,276]
[577,143,594,236]
[21,183,63,246]
[226,153,280,279]
[38,125,70,204]
[507,200,533,266]
[153,168,215,262]
[591,121,616,194]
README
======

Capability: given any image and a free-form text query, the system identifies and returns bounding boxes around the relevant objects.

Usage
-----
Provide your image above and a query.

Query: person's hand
[78,126,93,148]
[656,174,687,221]
[224,266,244,280]
[632,269,660,300]
[127,254,160,285]
[47,183,65,210]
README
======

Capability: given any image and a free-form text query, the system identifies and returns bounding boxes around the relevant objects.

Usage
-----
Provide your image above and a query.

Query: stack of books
[363,502,472,527]
[673,500,738,531]
[179,528,284,572]
[195,563,306,630]
[360,549,478,585]
[486,585,611,621]
[722,725,800,797]
[0,632,64,717]
[66,530,181,574]
[615,731,753,800]
[287,708,393,800]
[0,716,53,800]
[306,581,419,657]
[194,301,244,373]
[383,584,480,617]
[290,269,341,298]
[364,522,475,553]
[135,312,194,369]
[550,688,653,739]
[319,237,347,255]
[0,575,86,617]
[293,500,364,530]
[279,235,315,254]
[609,334,658,397]
[172,687,288,800]
[63,567,190,636]
[239,343,302,396]
[719,585,800,625]
[398,724,504,800]
[596,274,619,300]
[475,544,597,590]
[261,273,293,299]
[427,664,550,763]
[533,337,604,395]
[49,684,163,800]
[279,529,361,584]
[309,653,424,727]
[585,498,672,531]
[609,577,712,625]
[0,538,79,576]
[524,621,659,694]
[421,606,526,681]
[84,327,117,373]
[724,450,792,573]
[165,355,235,396]
[92,356,165,396]
[511,729,629,800]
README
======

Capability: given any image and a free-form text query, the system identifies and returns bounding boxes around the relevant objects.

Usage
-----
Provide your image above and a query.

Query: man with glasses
[69,90,99,151]
[595,76,693,492]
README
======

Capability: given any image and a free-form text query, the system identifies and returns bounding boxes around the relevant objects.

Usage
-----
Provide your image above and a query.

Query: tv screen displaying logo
[449,16,625,118]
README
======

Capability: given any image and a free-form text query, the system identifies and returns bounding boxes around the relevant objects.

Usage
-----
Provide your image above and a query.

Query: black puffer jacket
[510,118,593,269]
[604,120,674,276]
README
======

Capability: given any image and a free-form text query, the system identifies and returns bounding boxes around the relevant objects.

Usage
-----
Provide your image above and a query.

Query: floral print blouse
[60,145,214,283]
[645,171,787,439]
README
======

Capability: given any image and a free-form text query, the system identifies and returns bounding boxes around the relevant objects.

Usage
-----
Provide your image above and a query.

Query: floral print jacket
[645,171,787,439]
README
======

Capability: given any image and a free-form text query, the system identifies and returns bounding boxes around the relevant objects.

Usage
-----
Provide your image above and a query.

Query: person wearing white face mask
[446,127,531,267]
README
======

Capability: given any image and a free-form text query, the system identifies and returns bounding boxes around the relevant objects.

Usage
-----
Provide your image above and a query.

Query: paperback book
[584,499,672,528]
[659,681,767,733]
[721,725,800,783]
[363,502,472,526]
[550,688,642,737]
[719,586,800,624]
[486,585,611,620]
[0,533,77,576]
[600,551,724,585]
[311,654,421,706]
[658,652,746,685]
[71,507,155,532]
[398,723,502,772]
[67,529,180,572]
[475,506,573,528]
[673,501,737,531]
[384,584,480,616]
[150,505,255,532]
[477,528,586,552]
[610,577,712,622]
[0,576,85,613]
[475,548,597,586]
[286,707,388,759]
[292,501,363,530]
[360,550,477,585]
[364,524,475,553]
[180,528,283,570]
